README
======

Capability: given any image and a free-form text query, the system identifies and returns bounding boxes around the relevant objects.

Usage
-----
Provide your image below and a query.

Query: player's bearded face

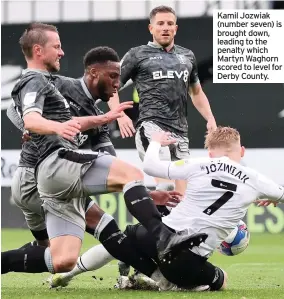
[41,32,64,72]
[149,12,177,47]
[96,76,110,102]
[95,63,120,102]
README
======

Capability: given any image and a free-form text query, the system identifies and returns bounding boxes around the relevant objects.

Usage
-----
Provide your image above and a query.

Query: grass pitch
[1,229,284,299]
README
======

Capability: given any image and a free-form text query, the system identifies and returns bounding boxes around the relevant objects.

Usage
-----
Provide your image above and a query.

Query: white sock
[150,268,175,291]
[66,244,114,278]
[150,268,163,282]
[94,213,114,240]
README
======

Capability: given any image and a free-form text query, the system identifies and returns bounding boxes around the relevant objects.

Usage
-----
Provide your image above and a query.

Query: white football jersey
[143,142,284,257]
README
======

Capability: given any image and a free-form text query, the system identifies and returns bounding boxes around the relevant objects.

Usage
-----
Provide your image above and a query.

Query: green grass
[1,229,284,299]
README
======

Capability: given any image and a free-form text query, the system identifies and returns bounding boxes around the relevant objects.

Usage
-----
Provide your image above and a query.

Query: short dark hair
[83,46,120,68]
[19,22,58,59]
[149,5,176,22]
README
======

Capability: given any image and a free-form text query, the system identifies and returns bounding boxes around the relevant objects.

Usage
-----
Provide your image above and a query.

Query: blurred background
[1,0,284,233]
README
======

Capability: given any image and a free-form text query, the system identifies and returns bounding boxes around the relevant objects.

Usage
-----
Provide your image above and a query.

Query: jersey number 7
[203,179,237,216]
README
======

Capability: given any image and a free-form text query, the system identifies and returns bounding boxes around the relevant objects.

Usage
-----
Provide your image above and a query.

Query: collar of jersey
[80,77,96,101]
[22,68,51,76]
[147,41,176,53]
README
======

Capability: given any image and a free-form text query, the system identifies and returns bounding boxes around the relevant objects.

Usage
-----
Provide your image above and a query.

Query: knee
[52,255,77,273]
[210,268,228,291]
[220,270,228,290]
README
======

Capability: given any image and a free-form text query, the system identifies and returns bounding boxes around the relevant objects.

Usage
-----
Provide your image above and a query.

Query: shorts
[11,166,45,231]
[37,148,115,231]
[125,223,224,290]
[135,121,190,162]
[96,144,116,157]
[159,249,224,290]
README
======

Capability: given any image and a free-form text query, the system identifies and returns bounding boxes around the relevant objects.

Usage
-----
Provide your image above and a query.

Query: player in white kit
[48,126,283,290]
[140,126,284,289]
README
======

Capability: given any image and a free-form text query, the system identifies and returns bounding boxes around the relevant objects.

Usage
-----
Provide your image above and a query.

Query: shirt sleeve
[120,48,137,88]
[6,102,24,132]
[21,75,48,116]
[255,172,284,202]
[143,141,193,180]
[189,52,200,86]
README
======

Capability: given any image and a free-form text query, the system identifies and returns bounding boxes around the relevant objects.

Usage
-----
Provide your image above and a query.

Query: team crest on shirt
[176,54,187,64]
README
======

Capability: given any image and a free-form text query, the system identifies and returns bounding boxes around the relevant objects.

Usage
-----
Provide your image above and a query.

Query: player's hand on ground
[206,117,217,133]
[117,113,136,138]
[105,102,134,124]
[150,190,182,207]
[151,132,176,146]
[56,119,81,141]
[255,199,278,207]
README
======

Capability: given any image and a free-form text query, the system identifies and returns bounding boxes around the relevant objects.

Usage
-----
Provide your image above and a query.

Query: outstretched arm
[255,173,284,204]
[189,83,216,132]
[24,112,81,141]
[73,101,133,132]
[143,132,193,180]
[188,52,216,132]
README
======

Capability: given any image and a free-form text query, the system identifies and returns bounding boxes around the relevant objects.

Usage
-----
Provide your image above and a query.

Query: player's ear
[148,23,153,35]
[208,150,213,158]
[174,25,178,35]
[33,44,42,57]
[90,67,98,78]
[240,146,245,157]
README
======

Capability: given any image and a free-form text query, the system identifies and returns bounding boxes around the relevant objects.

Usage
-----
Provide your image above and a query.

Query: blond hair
[205,126,240,149]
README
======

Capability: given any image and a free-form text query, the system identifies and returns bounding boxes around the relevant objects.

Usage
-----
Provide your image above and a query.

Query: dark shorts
[124,223,224,290]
